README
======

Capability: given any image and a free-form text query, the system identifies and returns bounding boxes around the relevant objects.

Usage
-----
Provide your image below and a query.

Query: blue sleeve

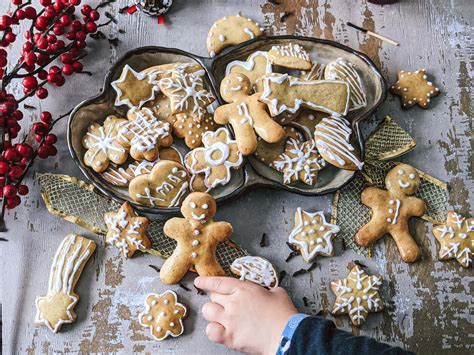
[278,315,414,355]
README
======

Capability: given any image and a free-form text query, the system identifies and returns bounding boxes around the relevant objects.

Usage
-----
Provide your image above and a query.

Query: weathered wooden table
[1,0,472,353]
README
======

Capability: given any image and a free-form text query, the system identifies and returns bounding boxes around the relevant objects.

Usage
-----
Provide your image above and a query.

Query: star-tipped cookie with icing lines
[104,202,151,258]
[225,51,272,90]
[82,115,129,173]
[231,256,279,288]
[111,64,158,109]
[139,291,187,341]
[390,69,440,109]
[160,192,233,284]
[215,73,285,156]
[330,265,384,327]
[35,234,96,333]
[324,58,367,111]
[173,112,218,149]
[207,15,264,58]
[272,138,326,186]
[432,211,473,268]
[314,114,364,171]
[356,164,427,263]
[185,127,243,190]
[268,43,312,70]
[288,208,340,263]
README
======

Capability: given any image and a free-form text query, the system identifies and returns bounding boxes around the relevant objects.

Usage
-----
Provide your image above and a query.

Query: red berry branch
[0,0,115,231]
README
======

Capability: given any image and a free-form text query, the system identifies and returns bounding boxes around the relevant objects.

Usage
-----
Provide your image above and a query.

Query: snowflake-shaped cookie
[432,211,473,268]
[185,127,243,190]
[272,138,326,186]
[331,266,383,327]
[159,71,215,121]
[139,291,187,341]
[288,207,340,263]
[390,69,440,109]
[111,64,158,109]
[104,202,151,258]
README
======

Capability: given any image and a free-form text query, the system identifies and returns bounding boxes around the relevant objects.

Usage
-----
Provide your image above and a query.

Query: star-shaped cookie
[104,202,151,258]
[111,64,158,109]
[331,266,383,327]
[288,207,340,263]
[432,211,473,268]
[390,69,440,109]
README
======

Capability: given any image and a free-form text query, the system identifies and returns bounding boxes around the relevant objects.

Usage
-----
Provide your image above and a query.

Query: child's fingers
[194,276,240,294]
[206,322,227,344]
[210,291,227,306]
[202,301,225,322]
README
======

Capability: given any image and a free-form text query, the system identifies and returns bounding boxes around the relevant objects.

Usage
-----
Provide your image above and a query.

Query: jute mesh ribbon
[37,173,248,272]
[331,116,448,257]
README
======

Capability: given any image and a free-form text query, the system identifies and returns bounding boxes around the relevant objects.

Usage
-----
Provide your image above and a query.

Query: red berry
[70,0,81,6]
[3,140,12,149]
[6,195,21,209]
[66,31,76,41]
[60,53,73,64]
[4,32,16,44]
[54,75,65,86]
[75,30,86,41]
[49,65,60,74]
[17,143,33,158]
[38,69,48,80]
[40,0,52,6]
[45,133,57,144]
[0,177,5,188]
[24,52,37,66]
[53,0,64,12]
[3,184,17,198]
[37,146,50,159]
[22,76,37,89]
[41,111,52,124]
[37,37,48,49]
[60,14,71,26]
[12,0,23,5]
[9,165,23,179]
[46,34,56,43]
[35,16,49,30]
[36,87,48,99]
[44,143,57,156]
[89,10,100,21]
[23,6,37,19]
[75,40,86,49]
[22,41,33,53]
[55,40,65,49]
[62,64,73,75]
[0,101,15,115]
[11,110,23,121]
[53,24,64,35]
[0,161,9,174]
[0,56,6,68]
[0,16,12,31]
[32,122,49,136]
[35,134,43,142]
[85,21,97,33]
[81,4,91,15]
[16,9,26,21]
[46,73,57,83]
[72,61,82,72]
[18,184,28,195]
[4,148,18,161]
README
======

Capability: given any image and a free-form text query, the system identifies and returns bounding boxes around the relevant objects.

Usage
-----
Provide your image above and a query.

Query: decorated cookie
[230,256,278,288]
[184,154,209,193]
[356,164,427,262]
[259,73,350,117]
[185,127,243,190]
[173,112,218,149]
[35,234,96,333]
[160,192,233,284]
[82,115,129,173]
[215,73,285,155]
[390,69,440,109]
[301,62,324,81]
[118,108,173,161]
[288,207,340,263]
[206,15,264,58]
[142,92,175,126]
[331,265,383,327]
[314,114,364,171]
[138,291,187,341]
[129,160,190,207]
[104,202,151,258]
[143,62,205,81]
[432,211,473,268]
[268,43,312,70]
[324,58,367,111]
[273,138,326,186]
[225,51,272,90]
[254,126,303,167]
[159,71,215,121]
[291,109,327,137]
[111,64,158,109]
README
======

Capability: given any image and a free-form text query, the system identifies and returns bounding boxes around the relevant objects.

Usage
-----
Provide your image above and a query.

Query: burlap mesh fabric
[37,173,248,271]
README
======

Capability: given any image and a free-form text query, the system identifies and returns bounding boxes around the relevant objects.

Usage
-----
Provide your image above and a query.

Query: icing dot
[219,34,225,42]
[202,204,208,209]
[319,226,325,231]
[310,240,315,245]
[147,315,153,321]
[409,173,416,179]
[311,220,317,225]
[192,240,199,246]
[156,326,162,332]
[301,232,307,237]
[389,209,394,213]
[190,202,197,208]
[169,322,175,327]
[160,311,166,317]
[387,218,392,223]
[151,300,157,305]
[397,169,404,175]
[191,252,198,258]
[304,221,309,226]
[316,238,323,244]
[164,299,169,305]
[194,229,200,235]
[308,114,315,121]
[174,310,179,314]
[309,229,315,234]
[389,200,395,205]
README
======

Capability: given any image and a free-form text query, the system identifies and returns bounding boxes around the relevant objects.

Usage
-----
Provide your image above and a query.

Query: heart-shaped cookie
[129,160,190,207]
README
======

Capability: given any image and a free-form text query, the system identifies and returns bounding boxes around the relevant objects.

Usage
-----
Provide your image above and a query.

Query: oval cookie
[231,256,278,288]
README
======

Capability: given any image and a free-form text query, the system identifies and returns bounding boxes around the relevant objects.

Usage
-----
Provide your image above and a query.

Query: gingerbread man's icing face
[385,164,420,196]
[181,192,216,223]
[220,73,252,103]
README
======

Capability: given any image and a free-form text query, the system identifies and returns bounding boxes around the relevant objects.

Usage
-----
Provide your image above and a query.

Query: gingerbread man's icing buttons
[288,208,340,263]
[159,193,232,284]
[111,64,159,109]
[356,164,427,263]
[104,202,151,258]
[138,291,187,341]
[390,69,440,109]
[330,266,384,327]
[432,211,473,268]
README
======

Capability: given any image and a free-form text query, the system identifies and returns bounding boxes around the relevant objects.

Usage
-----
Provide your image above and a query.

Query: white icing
[236,102,254,126]
[191,212,206,221]
[85,119,126,164]
[271,43,310,61]
[218,34,225,42]
[225,51,272,79]
[387,199,401,225]
[231,256,278,288]
[243,27,255,39]
[398,180,411,188]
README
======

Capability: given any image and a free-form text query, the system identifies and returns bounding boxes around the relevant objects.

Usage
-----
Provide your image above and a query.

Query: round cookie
[207,15,264,58]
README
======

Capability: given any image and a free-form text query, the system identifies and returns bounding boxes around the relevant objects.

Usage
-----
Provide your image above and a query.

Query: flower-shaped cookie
[82,115,129,173]
[432,211,473,268]
[139,291,187,341]
[104,202,151,258]
[185,128,243,190]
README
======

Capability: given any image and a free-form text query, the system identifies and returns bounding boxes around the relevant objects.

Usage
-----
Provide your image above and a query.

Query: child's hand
[195,276,297,354]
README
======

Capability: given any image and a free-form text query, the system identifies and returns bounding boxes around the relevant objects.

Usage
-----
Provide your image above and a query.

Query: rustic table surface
[1,0,473,354]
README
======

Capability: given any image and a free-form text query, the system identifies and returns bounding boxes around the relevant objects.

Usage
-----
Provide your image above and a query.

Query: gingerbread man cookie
[82,115,129,173]
[215,73,285,156]
[207,15,264,58]
[331,265,383,327]
[160,192,232,284]
[173,112,218,149]
[355,164,427,262]
[225,51,272,90]
[138,291,187,341]
[268,43,312,70]
[432,211,473,268]
[35,234,96,333]
[104,202,151,258]
[390,69,440,109]
[230,256,279,288]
